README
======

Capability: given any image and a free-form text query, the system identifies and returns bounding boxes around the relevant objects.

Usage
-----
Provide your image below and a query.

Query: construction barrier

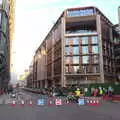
[28,100,33,107]
[11,100,16,107]
[20,100,25,107]
[86,97,101,106]
[8,97,102,107]
[55,99,62,106]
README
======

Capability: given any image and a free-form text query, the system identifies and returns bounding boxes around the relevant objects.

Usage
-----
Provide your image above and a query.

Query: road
[0,89,120,120]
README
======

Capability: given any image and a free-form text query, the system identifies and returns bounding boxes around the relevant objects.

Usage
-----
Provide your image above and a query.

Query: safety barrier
[9,97,103,107]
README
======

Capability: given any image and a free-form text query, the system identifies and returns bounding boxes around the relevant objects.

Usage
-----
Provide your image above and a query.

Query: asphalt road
[0,89,120,120]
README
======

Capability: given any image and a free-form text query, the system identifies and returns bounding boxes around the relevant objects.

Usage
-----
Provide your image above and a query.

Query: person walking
[75,88,80,103]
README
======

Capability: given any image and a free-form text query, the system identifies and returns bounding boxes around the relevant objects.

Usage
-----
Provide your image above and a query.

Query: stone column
[61,15,66,87]
[96,14,104,83]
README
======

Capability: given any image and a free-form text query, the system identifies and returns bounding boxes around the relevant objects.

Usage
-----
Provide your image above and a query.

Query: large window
[82,46,88,54]
[92,55,99,64]
[65,46,79,55]
[92,46,99,54]
[65,47,70,55]
[91,36,98,44]
[73,46,79,55]
[82,37,88,44]
[92,65,100,73]
[65,37,79,45]
[72,66,79,73]
[65,57,70,64]
[73,56,79,64]
[82,56,89,64]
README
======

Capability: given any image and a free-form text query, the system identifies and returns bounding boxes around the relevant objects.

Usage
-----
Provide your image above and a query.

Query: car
[52,88,63,96]
[11,91,17,98]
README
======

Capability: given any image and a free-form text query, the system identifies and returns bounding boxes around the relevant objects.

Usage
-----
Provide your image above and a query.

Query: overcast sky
[12,0,120,78]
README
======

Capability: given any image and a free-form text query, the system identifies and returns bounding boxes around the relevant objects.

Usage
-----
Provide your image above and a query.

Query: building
[118,6,120,24]
[26,63,33,88]
[8,0,15,74]
[113,6,120,82]
[32,6,118,88]
[0,0,10,90]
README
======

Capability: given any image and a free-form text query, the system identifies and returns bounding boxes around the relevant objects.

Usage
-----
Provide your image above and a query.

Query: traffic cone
[28,100,33,107]
[21,100,25,107]
[11,100,16,107]
[47,98,55,106]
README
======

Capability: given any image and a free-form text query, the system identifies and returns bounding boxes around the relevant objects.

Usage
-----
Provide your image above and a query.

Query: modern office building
[113,6,120,82]
[33,6,118,88]
[0,0,10,90]
[26,64,33,88]
[8,0,15,74]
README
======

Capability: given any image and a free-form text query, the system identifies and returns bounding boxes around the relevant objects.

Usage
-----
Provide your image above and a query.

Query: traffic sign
[55,99,62,106]
[37,99,45,106]
[78,98,85,105]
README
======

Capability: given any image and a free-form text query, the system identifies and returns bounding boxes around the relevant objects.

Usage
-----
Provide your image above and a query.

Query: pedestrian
[75,88,80,103]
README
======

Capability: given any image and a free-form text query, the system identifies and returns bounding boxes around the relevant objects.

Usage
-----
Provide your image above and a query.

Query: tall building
[118,6,120,24]
[0,0,15,90]
[0,0,10,90]
[33,6,118,88]
[8,0,15,73]
[113,6,120,82]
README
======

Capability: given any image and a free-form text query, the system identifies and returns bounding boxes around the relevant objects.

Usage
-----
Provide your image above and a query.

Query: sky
[12,0,120,79]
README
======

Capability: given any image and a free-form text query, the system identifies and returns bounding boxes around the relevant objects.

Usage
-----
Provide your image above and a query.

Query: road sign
[78,98,85,105]
[37,99,45,106]
[55,99,62,106]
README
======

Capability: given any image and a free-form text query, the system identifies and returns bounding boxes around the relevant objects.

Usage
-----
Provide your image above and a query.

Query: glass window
[72,66,79,73]
[73,47,79,55]
[92,65,100,73]
[82,37,88,44]
[73,56,79,64]
[65,37,79,45]
[65,66,69,73]
[91,36,98,44]
[73,37,79,45]
[92,46,99,54]
[65,47,70,55]
[65,57,70,64]
[82,46,88,54]
[82,56,89,64]
[92,55,99,64]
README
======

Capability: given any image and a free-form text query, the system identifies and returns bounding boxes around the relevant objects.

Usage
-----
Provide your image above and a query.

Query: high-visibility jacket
[100,89,103,95]
[75,90,80,97]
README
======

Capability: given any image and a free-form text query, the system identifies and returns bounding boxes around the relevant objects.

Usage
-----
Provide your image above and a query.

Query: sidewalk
[0,94,9,104]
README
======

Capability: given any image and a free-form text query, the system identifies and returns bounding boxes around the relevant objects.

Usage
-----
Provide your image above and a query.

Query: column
[61,16,66,87]
[96,14,104,83]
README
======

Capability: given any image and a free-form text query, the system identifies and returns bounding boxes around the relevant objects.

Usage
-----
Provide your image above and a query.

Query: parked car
[52,88,63,96]
[11,91,17,98]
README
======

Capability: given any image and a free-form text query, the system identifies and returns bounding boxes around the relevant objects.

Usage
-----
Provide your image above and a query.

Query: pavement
[0,89,120,120]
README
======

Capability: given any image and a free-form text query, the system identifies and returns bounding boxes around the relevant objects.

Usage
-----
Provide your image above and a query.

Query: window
[65,47,70,55]
[92,46,99,54]
[65,66,69,73]
[82,46,88,54]
[82,37,88,44]
[92,55,99,64]
[73,37,79,45]
[73,47,79,55]
[82,56,89,64]
[72,66,79,73]
[65,57,70,64]
[91,36,98,44]
[92,65,100,73]
[65,37,79,45]
[73,56,79,64]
